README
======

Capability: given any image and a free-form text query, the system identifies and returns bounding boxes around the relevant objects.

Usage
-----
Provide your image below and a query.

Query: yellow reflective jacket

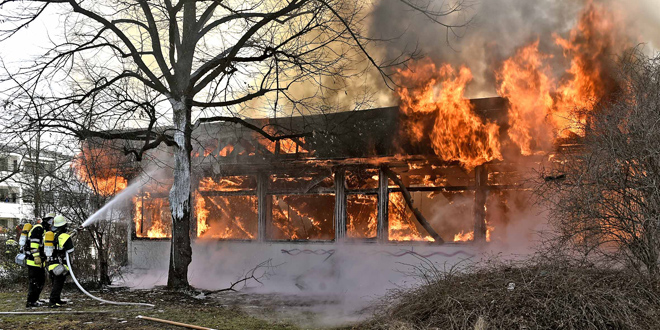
[25,224,44,268]
[47,232,74,272]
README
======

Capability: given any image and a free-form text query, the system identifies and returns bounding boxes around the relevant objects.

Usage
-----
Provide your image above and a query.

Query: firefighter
[4,238,17,260]
[25,213,55,308]
[47,215,74,308]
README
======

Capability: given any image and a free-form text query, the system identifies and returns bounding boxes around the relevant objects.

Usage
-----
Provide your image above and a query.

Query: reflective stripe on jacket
[25,224,44,268]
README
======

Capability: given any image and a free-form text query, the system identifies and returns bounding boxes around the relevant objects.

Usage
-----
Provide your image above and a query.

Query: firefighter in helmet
[25,213,55,308]
[46,214,74,308]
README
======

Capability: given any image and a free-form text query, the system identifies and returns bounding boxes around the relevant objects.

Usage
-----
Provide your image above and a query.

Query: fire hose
[66,251,155,308]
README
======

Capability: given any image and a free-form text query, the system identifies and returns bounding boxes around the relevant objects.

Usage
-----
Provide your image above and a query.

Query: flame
[497,41,555,155]
[271,195,331,240]
[203,195,256,239]
[453,226,493,242]
[134,192,171,238]
[388,193,434,241]
[397,62,502,169]
[147,217,169,238]
[254,126,308,155]
[195,191,210,237]
[199,176,252,192]
[134,195,143,236]
[195,176,257,240]
[552,1,623,137]
[346,195,378,238]
[497,1,626,150]
[73,146,128,196]
[218,145,234,157]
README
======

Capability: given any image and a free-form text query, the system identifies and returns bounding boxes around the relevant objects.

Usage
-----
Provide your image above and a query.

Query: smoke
[370,0,653,98]
[121,240,491,326]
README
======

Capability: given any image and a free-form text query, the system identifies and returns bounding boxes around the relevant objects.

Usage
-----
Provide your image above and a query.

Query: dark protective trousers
[49,272,67,303]
[26,266,45,303]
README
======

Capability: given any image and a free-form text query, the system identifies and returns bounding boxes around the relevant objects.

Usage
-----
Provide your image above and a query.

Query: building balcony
[0,202,31,220]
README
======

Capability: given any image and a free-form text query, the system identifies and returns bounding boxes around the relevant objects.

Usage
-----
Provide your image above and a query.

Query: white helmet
[53,215,68,229]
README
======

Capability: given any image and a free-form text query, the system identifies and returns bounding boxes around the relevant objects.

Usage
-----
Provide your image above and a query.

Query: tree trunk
[167,97,193,289]
[97,231,111,285]
[32,130,42,217]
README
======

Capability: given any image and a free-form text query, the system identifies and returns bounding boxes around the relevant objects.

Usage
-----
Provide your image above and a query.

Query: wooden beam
[382,167,444,244]
[377,168,389,242]
[473,165,488,242]
[257,172,269,242]
[334,168,347,241]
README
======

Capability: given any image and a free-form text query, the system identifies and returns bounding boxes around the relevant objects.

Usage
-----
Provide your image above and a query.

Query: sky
[1,0,659,109]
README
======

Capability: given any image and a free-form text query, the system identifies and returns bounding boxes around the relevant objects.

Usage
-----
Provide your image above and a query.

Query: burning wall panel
[270,194,335,240]
[134,194,172,239]
[346,194,378,239]
[388,166,473,188]
[388,191,476,242]
[196,195,258,240]
[388,192,434,241]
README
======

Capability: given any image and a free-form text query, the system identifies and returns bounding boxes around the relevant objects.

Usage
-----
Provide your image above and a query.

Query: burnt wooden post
[377,167,389,242]
[473,165,488,242]
[257,172,269,242]
[334,168,347,241]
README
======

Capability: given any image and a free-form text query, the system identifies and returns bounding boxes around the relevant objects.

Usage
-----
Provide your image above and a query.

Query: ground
[0,283,305,330]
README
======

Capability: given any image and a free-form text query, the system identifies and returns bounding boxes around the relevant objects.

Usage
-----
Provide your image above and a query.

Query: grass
[0,284,301,330]
[358,256,660,330]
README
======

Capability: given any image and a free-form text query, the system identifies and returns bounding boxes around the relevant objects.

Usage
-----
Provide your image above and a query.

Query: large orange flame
[497,1,626,151]
[73,146,127,196]
[397,62,502,169]
[552,1,623,137]
[497,41,555,155]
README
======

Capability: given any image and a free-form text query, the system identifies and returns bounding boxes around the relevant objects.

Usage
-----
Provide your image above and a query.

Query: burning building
[125,96,539,246]
[73,0,632,278]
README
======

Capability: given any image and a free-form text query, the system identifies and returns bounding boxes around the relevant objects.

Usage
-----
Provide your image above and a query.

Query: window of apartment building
[0,188,17,203]
[24,160,56,175]
[0,158,8,172]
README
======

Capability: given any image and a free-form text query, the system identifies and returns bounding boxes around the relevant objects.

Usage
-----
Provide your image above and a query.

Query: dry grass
[360,257,660,330]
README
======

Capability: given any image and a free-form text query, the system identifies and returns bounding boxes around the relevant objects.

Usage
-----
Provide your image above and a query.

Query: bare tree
[0,0,470,288]
[51,139,134,285]
[540,49,660,278]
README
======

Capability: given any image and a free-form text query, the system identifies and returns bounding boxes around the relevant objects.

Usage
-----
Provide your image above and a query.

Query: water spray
[58,168,159,307]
